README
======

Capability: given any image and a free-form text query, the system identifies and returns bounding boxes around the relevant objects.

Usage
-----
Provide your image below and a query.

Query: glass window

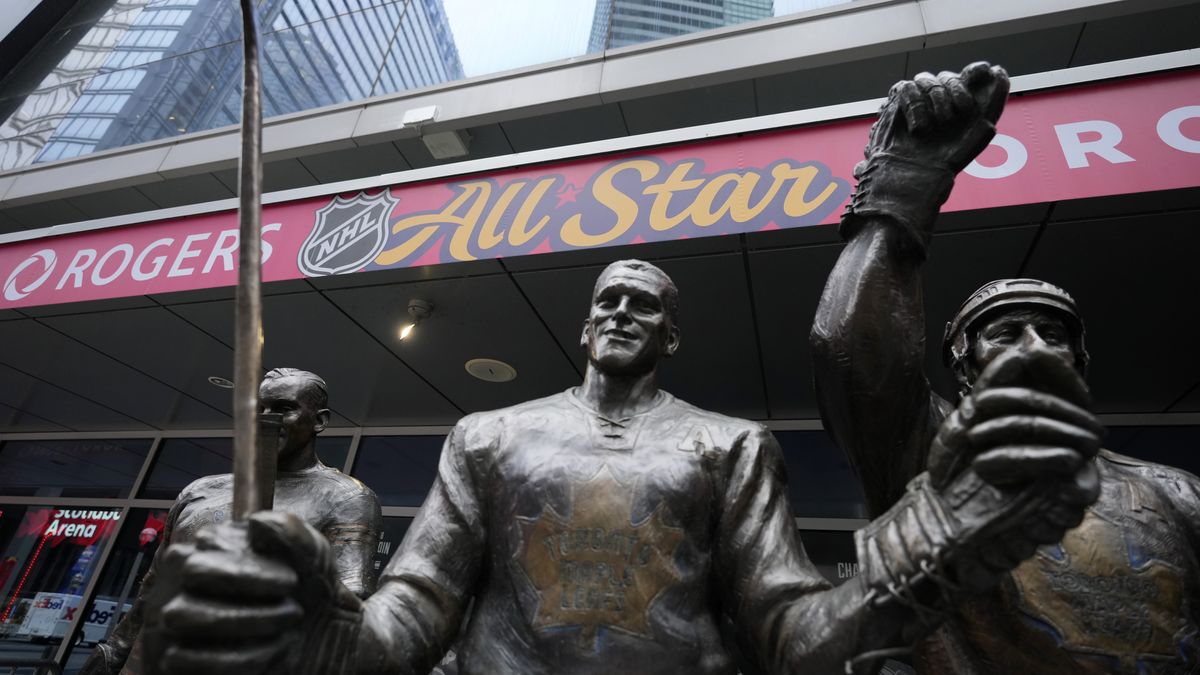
[0,439,152,499]
[138,436,354,500]
[137,437,230,500]
[351,436,444,507]
[0,504,124,666]
[60,508,168,675]
[775,430,868,519]
[315,436,353,472]
[373,516,413,576]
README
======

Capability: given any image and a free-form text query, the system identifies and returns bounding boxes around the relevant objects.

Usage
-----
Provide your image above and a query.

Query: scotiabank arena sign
[2,69,1198,310]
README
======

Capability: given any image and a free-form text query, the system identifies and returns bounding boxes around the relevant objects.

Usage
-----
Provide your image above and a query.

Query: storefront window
[351,436,444,507]
[0,439,152,499]
[373,517,414,577]
[59,508,167,675]
[137,436,353,500]
[0,505,123,668]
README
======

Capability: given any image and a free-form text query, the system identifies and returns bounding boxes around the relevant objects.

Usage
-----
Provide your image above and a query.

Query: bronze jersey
[109,463,381,675]
[923,451,1200,674]
[366,389,854,675]
[168,464,381,594]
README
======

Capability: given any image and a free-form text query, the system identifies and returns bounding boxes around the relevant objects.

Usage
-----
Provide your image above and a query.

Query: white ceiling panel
[0,360,150,431]
[0,399,69,432]
[0,318,229,428]
[169,291,464,426]
[20,295,156,318]
[326,273,581,415]
[41,306,237,415]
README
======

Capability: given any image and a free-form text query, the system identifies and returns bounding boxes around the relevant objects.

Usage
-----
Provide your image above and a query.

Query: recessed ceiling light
[207,375,234,389]
[465,358,516,382]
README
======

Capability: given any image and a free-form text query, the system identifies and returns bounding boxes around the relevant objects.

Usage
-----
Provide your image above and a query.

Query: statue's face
[258,376,329,463]
[969,307,1075,382]
[581,265,679,375]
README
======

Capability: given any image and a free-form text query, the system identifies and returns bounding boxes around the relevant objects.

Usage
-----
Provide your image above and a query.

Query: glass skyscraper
[588,0,774,51]
[0,0,463,171]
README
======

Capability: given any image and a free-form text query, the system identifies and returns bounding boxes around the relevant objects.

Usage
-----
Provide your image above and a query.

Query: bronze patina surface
[80,370,381,675]
[813,63,1200,674]
[142,247,1101,674]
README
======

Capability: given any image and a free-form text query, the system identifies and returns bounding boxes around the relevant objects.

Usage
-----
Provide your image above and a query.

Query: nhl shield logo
[298,191,398,276]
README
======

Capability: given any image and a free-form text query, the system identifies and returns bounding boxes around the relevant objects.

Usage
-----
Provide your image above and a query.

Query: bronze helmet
[943,278,1089,382]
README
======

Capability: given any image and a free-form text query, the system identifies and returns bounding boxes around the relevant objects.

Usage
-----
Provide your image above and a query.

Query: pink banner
[2,69,1198,310]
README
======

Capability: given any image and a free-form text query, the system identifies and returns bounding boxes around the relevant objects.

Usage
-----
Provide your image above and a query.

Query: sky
[441,0,599,78]
[441,0,853,78]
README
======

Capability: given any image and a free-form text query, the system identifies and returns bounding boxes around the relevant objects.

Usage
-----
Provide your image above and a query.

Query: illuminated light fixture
[208,375,235,389]
[399,299,433,341]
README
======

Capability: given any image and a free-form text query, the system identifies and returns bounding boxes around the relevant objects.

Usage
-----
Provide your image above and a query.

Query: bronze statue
[141,257,1098,675]
[81,369,382,675]
[812,62,1200,673]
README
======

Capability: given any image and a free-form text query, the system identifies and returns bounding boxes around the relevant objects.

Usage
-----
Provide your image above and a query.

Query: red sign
[2,69,1198,310]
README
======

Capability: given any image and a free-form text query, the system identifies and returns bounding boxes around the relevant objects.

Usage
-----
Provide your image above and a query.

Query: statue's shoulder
[662,394,772,451]
[1099,448,1200,490]
[310,462,376,500]
[455,390,577,435]
[177,472,233,502]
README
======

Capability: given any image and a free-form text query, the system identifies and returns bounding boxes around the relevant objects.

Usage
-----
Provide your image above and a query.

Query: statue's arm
[720,426,915,674]
[353,421,485,675]
[811,218,944,516]
[727,398,1100,674]
[326,484,384,598]
[811,63,1010,516]
[142,423,485,675]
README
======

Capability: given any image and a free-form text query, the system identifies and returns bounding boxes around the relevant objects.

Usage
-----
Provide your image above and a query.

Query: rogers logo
[3,249,57,301]
[1,223,282,306]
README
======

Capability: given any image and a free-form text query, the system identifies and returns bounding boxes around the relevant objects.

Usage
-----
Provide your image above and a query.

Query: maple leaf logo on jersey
[1012,507,1186,670]
[517,464,685,648]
